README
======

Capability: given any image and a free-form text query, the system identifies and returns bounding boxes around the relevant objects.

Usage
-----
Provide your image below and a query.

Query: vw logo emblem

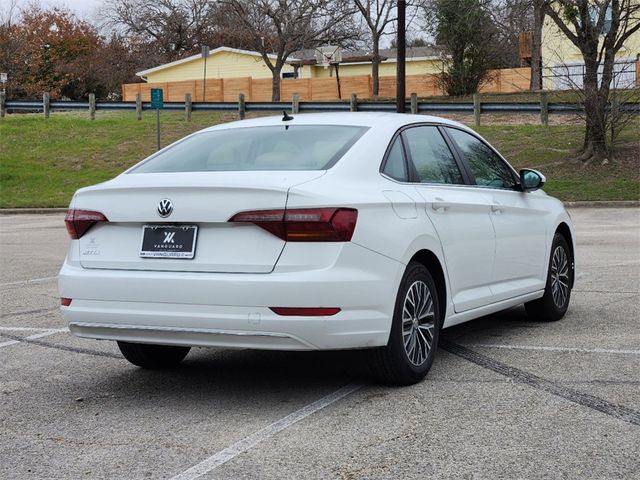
[157,199,173,218]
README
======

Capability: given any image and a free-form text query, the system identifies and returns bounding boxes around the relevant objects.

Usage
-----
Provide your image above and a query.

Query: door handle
[431,201,449,213]
[491,205,503,214]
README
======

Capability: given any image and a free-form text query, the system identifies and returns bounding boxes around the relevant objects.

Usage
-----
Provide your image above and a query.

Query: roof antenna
[282,110,294,122]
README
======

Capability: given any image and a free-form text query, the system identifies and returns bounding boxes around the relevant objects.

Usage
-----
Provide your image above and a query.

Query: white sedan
[58,112,575,385]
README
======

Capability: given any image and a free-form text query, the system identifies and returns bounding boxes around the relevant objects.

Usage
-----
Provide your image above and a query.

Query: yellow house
[137,46,298,83]
[541,14,640,90]
[136,46,443,83]
[124,45,533,101]
[289,47,443,78]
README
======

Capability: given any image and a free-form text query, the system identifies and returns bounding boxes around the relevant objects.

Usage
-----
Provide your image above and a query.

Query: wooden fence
[122,67,533,102]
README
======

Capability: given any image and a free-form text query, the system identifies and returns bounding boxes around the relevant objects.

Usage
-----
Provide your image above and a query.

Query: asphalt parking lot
[1,208,639,479]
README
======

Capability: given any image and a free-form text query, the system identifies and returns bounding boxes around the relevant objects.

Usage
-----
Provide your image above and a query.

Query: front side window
[129,125,368,173]
[446,128,517,189]
[403,126,464,185]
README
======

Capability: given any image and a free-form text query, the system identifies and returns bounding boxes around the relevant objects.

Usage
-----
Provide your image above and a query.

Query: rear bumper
[59,242,403,350]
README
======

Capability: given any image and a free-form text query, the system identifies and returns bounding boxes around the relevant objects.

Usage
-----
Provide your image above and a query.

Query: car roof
[204,112,468,131]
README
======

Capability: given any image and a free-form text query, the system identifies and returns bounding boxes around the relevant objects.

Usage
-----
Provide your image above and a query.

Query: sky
[7,0,103,20]
[4,0,426,47]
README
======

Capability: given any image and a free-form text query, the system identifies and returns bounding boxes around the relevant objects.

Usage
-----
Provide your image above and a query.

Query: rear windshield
[129,125,368,173]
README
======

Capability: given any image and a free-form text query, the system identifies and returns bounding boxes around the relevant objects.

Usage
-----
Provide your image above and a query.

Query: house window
[589,5,612,35]
[282,72,298,79]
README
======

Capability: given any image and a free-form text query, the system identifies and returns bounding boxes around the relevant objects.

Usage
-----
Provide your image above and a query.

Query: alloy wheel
[402,280,436,366]
[550,245,570,308]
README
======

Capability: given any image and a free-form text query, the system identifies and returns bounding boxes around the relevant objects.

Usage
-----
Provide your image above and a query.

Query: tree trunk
[372,35,380,97]
[581,56,608,160]
[271,66,281,102]
[530,0,544,91]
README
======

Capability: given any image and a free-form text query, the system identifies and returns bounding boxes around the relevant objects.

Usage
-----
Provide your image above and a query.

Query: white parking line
[171,382,363,480]
[0,329,66,348]
[0,276,57,287]
[464,343,640,355]
[0,326,68,332]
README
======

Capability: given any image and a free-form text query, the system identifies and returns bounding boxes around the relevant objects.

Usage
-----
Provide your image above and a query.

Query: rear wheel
[525,233,573,322]
[369,262,440,386]
[117,342,190,369]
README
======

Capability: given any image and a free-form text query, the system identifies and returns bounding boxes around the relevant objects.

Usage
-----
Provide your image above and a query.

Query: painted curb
[0,208,68,215]
[564,201,640,208]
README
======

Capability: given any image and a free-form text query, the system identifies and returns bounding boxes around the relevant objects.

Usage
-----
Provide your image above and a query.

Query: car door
[382,125,496,313]
[444,127,548,302]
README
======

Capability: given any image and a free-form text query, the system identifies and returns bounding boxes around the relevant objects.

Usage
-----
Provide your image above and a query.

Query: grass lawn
[0,111,638,208]
[475,120,640,201]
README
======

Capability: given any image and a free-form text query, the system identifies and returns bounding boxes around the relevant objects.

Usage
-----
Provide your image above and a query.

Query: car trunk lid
[75,171,324,273]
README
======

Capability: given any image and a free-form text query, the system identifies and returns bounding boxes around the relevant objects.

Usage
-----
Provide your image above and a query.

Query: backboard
[315,46,342,69]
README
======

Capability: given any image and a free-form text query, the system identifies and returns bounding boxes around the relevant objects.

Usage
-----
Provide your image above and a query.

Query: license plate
[140,225,198,259]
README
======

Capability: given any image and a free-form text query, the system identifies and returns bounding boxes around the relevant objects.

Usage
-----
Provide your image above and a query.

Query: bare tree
[103,0,217,59]
[354,0,397,96]
[488,0,535,68]
[223,0,358,101]
[0,0,19,26]
[545,0,640,161]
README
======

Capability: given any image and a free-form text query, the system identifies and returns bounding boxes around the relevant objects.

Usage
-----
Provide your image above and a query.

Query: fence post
[43,92,50,119]
[135,93,142,120]
[88,93,96,120]
[0,91,5,118]
[292,93,300,114]
[473,93,481,126]
[185,93,192,122]
[540,91,549,126]
[410,93,418,114]
[350,93,358,112]
[238,93,245,120]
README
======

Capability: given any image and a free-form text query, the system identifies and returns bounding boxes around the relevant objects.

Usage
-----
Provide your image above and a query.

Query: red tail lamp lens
[270,307,341,316]
[65,209,108,239]
[229,208,357,242]
[60,298,72,306]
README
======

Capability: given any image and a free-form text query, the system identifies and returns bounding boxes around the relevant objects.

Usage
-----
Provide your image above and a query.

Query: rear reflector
[65,209,108,239]
[229,208,357,242]
[270,307,341,316]
[60,298,72,306]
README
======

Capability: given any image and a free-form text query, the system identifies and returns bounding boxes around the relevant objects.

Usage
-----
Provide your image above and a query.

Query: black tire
[117,342,190,369]
[525,233,573,322]
[369,262,441,386]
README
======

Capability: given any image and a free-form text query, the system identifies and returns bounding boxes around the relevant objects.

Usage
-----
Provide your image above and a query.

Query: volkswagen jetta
[58,112,575,385]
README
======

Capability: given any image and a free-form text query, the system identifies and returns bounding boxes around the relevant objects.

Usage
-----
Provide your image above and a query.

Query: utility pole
[201,46,210,102]
[396,0,406,113]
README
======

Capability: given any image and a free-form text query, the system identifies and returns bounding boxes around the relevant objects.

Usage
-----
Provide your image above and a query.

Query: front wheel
[369,262,440,386]
[117,342,190,369]
[525,233,573,322]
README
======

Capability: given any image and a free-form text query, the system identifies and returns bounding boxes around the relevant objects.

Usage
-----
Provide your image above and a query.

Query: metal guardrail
[4,99,639,115]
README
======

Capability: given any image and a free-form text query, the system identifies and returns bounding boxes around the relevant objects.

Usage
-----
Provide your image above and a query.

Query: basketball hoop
[315,46,342,69]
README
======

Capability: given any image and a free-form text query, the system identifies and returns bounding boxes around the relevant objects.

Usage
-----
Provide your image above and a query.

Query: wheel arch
[409,249,447,326]
[555,222,575,288]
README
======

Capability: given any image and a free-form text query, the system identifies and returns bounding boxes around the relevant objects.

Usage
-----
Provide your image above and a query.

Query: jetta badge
[157,199,173,218]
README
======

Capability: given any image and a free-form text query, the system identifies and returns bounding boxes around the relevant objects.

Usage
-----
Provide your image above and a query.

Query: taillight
[64,209,109,239]
[60,298,72,306]
[229,208,357,242]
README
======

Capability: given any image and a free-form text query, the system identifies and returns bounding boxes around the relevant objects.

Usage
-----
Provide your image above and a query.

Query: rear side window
[130,125,368,173]
[446,128,517,189]
[382,137,408,181]
[403,126,464,185]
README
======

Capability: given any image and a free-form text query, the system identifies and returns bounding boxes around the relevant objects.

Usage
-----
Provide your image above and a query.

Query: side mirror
[519,169,546,192]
